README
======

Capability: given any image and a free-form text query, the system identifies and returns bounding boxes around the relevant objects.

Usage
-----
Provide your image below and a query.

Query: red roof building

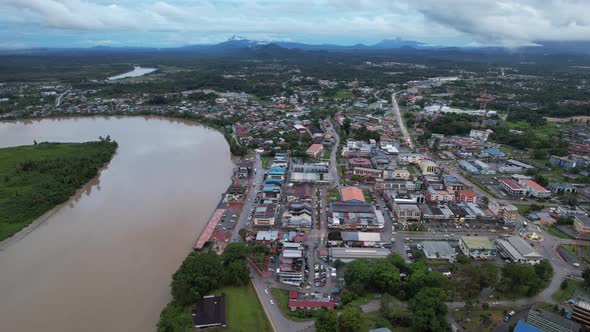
[456,190,478,204]
[340,187,366,203]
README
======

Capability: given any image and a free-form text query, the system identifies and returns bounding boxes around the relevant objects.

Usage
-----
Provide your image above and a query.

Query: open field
[220,284,273,332]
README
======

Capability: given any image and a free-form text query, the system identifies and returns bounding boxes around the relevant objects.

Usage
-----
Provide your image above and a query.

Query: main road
[231,153,264,242]
[390,91,414,150]
[326,118,341,186]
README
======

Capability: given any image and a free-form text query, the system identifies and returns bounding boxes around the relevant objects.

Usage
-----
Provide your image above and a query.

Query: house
[459,236,496,259]
[253,203,278,226]
[306,144,324,157]
[456,190,478,204]
[192,295,227,329]
[574,215,590,235]
[394,204,422,222]
[519,179,551,198]
[496,235,543,265]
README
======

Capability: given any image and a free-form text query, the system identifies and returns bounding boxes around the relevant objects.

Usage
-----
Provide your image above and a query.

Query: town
[2,51,590,332]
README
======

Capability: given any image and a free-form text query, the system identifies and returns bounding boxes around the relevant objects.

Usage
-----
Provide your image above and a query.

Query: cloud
[2,0,590,46]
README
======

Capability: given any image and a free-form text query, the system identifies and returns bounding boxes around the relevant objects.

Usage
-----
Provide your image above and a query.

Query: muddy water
[0,116,234,332]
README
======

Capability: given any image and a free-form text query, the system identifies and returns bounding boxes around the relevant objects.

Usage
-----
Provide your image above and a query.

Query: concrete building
[340,186,365,203]
[520,179,551,198]
[253,203,278,226]
[425,187,455,203]
[306,144,324,157]
[456,190,478,204]
[470,129,493,141]
[550,155,577,171]
[500,178,527,196]
[496,235,543,265]
[278,246,304,286]
[352,167,383,178]
[459,236,497,259]
[382,169,411,180]
[394,203,422,222]
[489,200,518,223]
[421,241,456,260]
[574,215,590,235]
[418,160,438,174]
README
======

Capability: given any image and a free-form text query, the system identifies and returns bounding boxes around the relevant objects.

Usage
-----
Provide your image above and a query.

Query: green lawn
[514,204,530,216]
[261,155,272,168]
[544,226,573,239]
[220,284,273,332]
[0,141,117,241]
[552,279,584,302]
[335,90,354,99]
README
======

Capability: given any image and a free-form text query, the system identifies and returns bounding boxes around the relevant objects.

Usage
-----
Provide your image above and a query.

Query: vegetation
[219,284,273,332]
[0,140,117,241]
[498,260,553,298]
[158,243,252,331]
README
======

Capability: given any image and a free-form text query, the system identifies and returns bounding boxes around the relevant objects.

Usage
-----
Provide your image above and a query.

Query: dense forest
[0,139,117,241]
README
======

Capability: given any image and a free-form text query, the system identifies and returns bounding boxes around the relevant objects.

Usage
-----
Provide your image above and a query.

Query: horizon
[2,1,590,49]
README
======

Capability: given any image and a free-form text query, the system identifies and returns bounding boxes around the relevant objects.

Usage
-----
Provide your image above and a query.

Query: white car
[264,289,268,294]
[269,300,274,305]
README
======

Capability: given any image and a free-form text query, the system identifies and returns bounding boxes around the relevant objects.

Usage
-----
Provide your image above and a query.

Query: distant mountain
[372,38,428,49]
[274,38,428,51]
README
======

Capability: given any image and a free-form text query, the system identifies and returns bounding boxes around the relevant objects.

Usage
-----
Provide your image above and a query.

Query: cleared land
[0,141,117,241]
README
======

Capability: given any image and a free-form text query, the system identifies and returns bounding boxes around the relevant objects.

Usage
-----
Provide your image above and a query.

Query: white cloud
[2,0,590,46]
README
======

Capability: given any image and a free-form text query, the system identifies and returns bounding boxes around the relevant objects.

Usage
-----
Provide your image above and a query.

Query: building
[425,187,455,203]
[574,215,590,235]
[340,232,383,247]
[398,153,423,164]
[500,178,528,196]
[456,190,478,204]
[192,295,226,329]
[285,183,314,202]
[349,158,372,168]
[489,200,518,223]
[330,201,384,230]
[525,306,582,332]
[374,179,421,191]
[421,241,456,260]
[282,203,313,229]
[459,160,480,174]
[520,179,551,198]
[278,245,304,286]
[306,144,324,157]
[513,321,542,332]
[340,186,366,203]
[547,183,577,195]
[288,291,335,310]
[253,203,278,226]
[496,236,543,265]
[383,168,412,180]
[352,167,383,178]
[255,230,279,245]
[418,160,438,174]
[237,159,253,179]
[459,236,497,259]
[268,166,286,181]
[394,203,422,222]
[550,155,578,171]
[470,129,493,141]
[571,298,590,327]
[328,247,391,262]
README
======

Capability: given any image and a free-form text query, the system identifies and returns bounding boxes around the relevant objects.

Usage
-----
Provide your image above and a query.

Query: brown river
[0,116,235,332]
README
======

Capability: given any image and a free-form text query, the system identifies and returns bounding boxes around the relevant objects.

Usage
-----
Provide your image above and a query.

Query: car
[504,315,510,322]
[573,263,581,268]
[264,289,268,294]
[508,311,516,316]
[270,300,274,305]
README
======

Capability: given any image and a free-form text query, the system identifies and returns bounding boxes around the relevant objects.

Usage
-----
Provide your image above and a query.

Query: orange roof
[340,187,365,202]
[306,144,323,153]
[458,190,478,198]
[521,179,549,192]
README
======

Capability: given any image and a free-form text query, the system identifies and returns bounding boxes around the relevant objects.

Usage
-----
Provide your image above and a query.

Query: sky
[1,0,590,49]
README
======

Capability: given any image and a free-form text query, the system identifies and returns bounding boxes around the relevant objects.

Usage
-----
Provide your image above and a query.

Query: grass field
[220,284,273,332]
[0,141,117,241]
[514,204,530,216]
[544,226,573,239]
[552,279,584,302]
[335,90,354,99]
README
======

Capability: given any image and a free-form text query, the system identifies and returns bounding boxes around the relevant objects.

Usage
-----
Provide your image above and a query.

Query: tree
[222,242,249,263]
[480,312,492,327]
[342,118,351,135]
[338,305,363,332]
[380,294,409,325]
[171,252,223,305]
[157,303,192,332]
[238,228,251,241]
[480,196,490,207]
[371,261,401,294]
[315,308,338,332]
[409,287,449,332]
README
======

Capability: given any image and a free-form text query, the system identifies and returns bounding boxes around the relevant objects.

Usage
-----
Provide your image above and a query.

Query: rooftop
[460,236,495,250]
[340,186,366,203]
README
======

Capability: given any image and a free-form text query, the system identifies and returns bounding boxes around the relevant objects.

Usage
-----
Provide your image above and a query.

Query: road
[230,154,263,242]
[390,91,414,150]
[55,87,71,108]
[326,119,340,186]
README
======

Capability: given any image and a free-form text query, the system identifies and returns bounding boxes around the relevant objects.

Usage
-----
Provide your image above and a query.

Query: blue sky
[1,0,590,49]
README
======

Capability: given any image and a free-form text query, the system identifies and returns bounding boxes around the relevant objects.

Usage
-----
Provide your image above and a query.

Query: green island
[0,139,118,241]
